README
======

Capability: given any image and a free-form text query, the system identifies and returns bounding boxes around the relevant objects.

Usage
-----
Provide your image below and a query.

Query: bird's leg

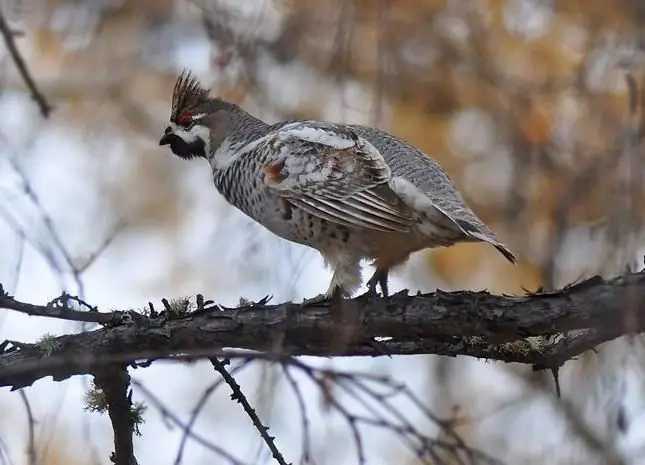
[366,268,389,298]
[301,286,343,306]
[302,256,361,305]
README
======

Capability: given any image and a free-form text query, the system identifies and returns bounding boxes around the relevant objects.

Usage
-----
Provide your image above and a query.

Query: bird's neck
[208,106,269,169]
[225,106,270,147]
[210,115,265,217]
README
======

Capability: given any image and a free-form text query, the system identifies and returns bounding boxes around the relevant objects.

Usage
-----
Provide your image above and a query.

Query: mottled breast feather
[260,121,415,233]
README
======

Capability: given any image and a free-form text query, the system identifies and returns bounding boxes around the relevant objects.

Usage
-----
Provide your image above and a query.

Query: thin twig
[1,228,24,295]
[132,380,246,465]
[0,285,124,325]
[281,365,316,465]
[18,390,36,465]
[0,434,16,465]
[210,357,291,465]
[294,365,499,465]
[77,222,125,274]
[508,368,626,465]
[0,12,52,117]
[10,159,81,293]
[173,361,250,465]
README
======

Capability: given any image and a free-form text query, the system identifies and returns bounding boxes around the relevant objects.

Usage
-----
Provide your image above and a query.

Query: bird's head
[159,70,232,161]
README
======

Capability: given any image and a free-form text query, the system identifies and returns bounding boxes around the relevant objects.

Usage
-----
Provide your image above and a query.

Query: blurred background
[1,0,645,463]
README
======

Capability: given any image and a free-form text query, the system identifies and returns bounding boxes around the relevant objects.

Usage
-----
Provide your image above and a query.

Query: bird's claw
[301,293,332,306]
[302,286,346,306]
[366,280,379,296]
[366,269,389,298]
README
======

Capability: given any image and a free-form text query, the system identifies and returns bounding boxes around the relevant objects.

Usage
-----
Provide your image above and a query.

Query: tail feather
[413,200,518,264]
[492,241,518,264]
[454,219,518,264]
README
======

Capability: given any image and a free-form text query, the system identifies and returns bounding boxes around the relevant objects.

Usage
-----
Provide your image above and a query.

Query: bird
[159,70,517,302]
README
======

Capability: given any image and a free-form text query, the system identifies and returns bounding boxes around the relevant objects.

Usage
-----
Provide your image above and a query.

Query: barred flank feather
[171,69,209,122]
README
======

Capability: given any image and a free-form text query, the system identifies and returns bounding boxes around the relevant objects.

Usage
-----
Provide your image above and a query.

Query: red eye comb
[178,113,192,123]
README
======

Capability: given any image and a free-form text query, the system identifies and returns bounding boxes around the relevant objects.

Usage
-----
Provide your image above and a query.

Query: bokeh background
[1,0,645,464]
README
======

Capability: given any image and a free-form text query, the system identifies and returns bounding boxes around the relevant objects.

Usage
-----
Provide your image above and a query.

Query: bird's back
[346,124,504,245]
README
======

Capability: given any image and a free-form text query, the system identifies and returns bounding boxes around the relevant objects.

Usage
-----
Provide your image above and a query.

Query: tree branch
[0,12,53,117]
[93,366,139,465]
[1,271,645,391]
[210,358,290,465]
[18,390,36,465]
[0,284,138,325]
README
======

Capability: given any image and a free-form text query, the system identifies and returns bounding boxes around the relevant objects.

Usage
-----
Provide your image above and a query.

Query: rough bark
[1,271,644,390]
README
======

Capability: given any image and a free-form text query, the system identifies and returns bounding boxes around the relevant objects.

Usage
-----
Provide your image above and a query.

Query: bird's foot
[365,268,389,298]
[301,293,331,306]
[301,286,344,306]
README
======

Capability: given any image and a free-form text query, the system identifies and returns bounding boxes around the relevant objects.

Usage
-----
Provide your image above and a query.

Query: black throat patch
[161,134,206,160]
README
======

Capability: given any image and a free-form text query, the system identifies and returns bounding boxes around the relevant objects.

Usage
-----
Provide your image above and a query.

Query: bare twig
[132,380,247,465]
[3,156,84,295]
[18,390,36,465]
[0,12,52,117]
[94,366,138,465]
[281,366,315,465]
[76,223,124,274]
[0,285,125,325]
[173,361,250,465]
[0,434,15,465]
[507,368,626,465]
[210,357,291,465]
[278,359,498,465]
[314,371,366,464]
[0,228,24,295]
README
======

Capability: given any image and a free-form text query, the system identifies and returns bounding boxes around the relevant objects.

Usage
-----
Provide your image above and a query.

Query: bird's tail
[491,239,518,264]
[455,219,518,264]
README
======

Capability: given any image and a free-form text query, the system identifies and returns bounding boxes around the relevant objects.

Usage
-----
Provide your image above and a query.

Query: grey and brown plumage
[160,70,517,300]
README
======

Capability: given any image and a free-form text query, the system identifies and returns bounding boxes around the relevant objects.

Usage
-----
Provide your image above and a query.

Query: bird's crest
[171,69,210,122]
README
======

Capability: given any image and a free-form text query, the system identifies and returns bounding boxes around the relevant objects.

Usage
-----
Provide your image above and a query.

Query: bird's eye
[177,113,193,126]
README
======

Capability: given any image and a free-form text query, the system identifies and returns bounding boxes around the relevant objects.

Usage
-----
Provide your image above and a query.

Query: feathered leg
[303,253,361,305]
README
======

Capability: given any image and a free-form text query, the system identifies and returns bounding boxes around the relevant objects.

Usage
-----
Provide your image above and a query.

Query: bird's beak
[159,127,172,146]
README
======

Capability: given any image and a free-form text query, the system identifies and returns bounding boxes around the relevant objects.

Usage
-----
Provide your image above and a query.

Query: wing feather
[343,198,411,226]
[354,187,407,216]
[289,197,408,232]
[263,121,415,232]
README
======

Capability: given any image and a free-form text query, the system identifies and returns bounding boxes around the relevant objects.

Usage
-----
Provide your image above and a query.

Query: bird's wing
[261,121,415,232]
[346,124,517,263]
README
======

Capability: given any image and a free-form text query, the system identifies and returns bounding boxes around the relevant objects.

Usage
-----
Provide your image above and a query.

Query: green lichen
[84,383,108,413]
[34,334,61,357]
[495,340,535,356]
[168,297,192,315]
[238,297,252,306]
[460,335,546,361]
[130,402,147,436]
[84,383,147,436]
[489,336,546,357]
[463,336,486,345]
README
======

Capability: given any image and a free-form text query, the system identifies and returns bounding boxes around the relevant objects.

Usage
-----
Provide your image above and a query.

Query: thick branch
[94,366,138,465]
[1,272,645,390]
